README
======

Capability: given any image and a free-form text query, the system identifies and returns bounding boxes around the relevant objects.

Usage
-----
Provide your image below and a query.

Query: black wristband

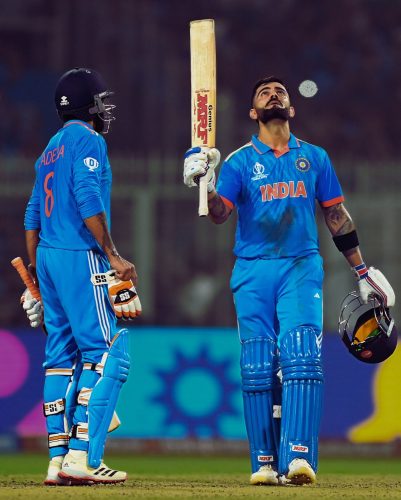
[332,230,359,252]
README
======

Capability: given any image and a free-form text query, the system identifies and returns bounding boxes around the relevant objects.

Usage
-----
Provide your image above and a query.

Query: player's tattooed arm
[84,212,137,283]
[207,192,232,224]
[322,203,355,236]
[322,203,363,262]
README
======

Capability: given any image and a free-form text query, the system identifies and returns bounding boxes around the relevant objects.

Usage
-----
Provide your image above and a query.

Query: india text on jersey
[260,180,307,202]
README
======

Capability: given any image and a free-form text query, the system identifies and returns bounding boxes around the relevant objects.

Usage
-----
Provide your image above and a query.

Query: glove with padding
[354,265,395,307]
[21,289,43,328]
[183,147,220,192]
[107,271,142,320]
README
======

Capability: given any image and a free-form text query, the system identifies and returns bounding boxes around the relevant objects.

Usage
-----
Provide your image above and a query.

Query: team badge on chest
[295,157,311,172]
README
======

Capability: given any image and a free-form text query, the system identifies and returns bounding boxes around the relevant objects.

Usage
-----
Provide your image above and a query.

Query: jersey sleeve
[24,175,41,230]
[316,151,345,207]
[72,133,105,219]
[216,156,242,209]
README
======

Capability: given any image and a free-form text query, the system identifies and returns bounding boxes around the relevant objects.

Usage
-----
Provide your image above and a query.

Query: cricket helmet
[338,292,397,363]
[54,67,115,133]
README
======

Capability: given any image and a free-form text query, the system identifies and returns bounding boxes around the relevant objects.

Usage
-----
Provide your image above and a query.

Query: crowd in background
[0,0,400,160]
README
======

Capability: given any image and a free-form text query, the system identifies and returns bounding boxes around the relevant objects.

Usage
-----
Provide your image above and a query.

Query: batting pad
[87,329,130,468]
[278,327,323,474]
[44,367,74,458]
[241,337,281,472]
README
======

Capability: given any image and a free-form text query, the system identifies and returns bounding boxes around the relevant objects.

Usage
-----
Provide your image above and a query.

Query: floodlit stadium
[1,0,400,497]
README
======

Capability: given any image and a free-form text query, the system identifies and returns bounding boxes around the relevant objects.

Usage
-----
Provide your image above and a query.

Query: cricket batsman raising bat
[183,66,396,487]
[186,19,218,216]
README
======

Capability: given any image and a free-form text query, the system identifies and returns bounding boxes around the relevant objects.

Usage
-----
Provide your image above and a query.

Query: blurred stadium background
[1,0,400,460]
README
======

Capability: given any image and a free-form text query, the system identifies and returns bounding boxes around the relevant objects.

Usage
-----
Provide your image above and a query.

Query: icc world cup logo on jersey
[295,157,311,172]
[251,162,268,181]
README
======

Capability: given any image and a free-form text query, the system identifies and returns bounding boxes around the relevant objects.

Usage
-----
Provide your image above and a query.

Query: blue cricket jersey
[24,120,111,251]
[216,133,344,258]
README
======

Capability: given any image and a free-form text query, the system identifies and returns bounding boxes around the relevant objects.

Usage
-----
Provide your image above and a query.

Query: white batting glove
[21,289,43,328]
[183,147,220,192]
[107,271,142,320]
[354,264,395,307]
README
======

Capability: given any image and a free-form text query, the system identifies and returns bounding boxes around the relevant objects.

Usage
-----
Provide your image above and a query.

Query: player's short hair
[251,76,289,106]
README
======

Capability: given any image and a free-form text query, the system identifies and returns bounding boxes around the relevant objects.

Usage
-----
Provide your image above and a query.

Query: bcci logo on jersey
[251,162,268,181]
[295,157,311,172]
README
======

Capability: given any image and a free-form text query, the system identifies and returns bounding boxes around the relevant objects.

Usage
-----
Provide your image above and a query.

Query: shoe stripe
[108,470,118,477]
[94,467,105,475]
[102,469,112,476]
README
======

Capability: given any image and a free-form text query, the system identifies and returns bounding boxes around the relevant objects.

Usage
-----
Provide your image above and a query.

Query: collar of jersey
[251,133,300,154]
[63,120,95,132]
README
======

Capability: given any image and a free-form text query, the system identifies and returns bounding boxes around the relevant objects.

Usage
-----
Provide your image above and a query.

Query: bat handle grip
[11,257,42,302]
[198,176,209,217]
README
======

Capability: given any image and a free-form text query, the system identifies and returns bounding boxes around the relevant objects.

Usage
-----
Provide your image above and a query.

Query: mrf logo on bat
[194,91,214,145]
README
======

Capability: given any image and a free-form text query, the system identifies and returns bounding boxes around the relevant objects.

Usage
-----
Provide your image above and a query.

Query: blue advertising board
[0,327,400,443]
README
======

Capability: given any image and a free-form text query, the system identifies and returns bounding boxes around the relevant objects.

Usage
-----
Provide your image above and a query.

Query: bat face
[190,19,216,149]
[190,19,216,216]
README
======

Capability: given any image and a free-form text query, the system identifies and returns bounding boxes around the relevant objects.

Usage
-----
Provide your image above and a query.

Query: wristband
[333,230,359,252]
[353,262,368,279]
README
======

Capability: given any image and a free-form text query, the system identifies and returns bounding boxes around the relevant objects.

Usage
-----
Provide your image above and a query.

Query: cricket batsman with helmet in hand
[22,67,141,485]
[183,76,395,485]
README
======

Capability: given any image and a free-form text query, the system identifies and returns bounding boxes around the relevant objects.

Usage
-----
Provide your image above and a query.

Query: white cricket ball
[298,80,318,98]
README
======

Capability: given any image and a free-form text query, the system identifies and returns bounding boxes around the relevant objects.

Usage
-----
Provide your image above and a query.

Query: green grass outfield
[0,454,400,499]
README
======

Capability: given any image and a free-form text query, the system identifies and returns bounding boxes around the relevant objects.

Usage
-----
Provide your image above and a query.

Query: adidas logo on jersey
[60,96,69,106]
[260,180,307,202]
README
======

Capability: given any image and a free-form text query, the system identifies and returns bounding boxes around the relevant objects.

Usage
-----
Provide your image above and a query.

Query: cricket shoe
[250,465,279,485]
[280,458,316,486]
[58,451,127,485]
[44,456,70,486]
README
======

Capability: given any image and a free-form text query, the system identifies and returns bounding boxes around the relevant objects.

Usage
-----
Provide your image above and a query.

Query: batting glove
[21,289,43,328]
[107,272,142,320]
[354,264,395,307]
[183,147,220,192]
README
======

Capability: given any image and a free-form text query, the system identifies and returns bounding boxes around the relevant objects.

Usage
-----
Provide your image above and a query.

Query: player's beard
[257,105,290,124]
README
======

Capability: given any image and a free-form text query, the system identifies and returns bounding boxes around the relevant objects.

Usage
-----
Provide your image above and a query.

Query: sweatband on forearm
[332,229,359,252]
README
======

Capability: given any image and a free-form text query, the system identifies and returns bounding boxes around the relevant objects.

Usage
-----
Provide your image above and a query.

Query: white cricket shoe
[250,464,279,485]
[44,456,70,486]
[280,458,316,486]
[58,451,127,485]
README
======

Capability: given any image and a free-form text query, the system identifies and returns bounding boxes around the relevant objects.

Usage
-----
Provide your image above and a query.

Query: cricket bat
[11,256,42,301]
[190,19,216,217]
